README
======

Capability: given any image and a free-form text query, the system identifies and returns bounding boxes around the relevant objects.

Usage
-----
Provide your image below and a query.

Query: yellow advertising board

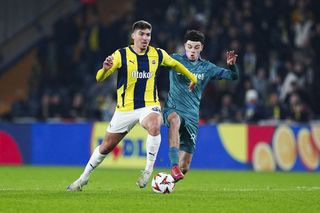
[90,122,148,168]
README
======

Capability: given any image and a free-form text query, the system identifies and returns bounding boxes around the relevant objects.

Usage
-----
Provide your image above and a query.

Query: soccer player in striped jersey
[67,20,197,191]
[163,30,239,182]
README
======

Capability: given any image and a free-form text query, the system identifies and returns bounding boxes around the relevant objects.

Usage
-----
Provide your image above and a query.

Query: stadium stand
[0,0,319,124]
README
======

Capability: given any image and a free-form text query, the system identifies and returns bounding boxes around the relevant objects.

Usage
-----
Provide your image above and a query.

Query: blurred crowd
[7,0,320,124]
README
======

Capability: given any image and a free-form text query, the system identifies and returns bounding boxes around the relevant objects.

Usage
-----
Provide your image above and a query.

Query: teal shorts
[163,107,198,154]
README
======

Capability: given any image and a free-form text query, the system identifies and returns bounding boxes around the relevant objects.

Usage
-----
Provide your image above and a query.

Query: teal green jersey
[164,53,239,123]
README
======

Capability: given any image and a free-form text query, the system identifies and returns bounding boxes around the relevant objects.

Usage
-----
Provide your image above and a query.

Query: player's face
[131,29,151,52]
[185,40,203,61]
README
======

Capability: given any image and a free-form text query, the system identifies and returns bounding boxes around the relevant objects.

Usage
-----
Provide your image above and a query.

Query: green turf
[0,166,319,213]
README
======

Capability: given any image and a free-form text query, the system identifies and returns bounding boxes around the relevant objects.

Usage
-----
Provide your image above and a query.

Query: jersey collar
[129,45,149,56]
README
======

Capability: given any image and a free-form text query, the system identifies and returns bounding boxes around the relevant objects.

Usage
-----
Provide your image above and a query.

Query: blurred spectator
[268,51,281,83]
[83,5,109,73]
[243,43,257,77]
[69,92,86,120]
[251,67,268,101]
[292,0,313,48]
[48,93,66,119]
[235,77,253,107]
[264,92,287,121]
[286,93,311,123]
[280,61,306,102]
[89,94,115,121]
[243,89,266,123]
[215,94,238,123]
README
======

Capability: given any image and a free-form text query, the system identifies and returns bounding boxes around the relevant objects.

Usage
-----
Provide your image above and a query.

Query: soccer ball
[151,172,175,194]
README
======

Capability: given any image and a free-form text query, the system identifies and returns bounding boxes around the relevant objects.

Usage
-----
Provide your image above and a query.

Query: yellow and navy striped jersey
[96,45,197,112]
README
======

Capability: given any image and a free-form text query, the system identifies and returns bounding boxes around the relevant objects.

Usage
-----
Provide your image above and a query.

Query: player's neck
[131,45,147,54]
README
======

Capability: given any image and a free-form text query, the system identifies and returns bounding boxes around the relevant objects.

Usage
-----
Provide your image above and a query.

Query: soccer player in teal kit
[163,30,239,182]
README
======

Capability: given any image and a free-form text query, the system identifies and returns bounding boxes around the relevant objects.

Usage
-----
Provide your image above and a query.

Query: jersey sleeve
[159,49,197,84]
[96,50,121,82]
[208,63,239,80]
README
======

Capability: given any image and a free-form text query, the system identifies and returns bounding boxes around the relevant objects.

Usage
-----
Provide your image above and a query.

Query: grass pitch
[0,166,319,213]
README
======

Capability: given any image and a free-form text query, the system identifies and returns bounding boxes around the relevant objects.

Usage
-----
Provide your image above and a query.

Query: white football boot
[66,177,88,192]
[136,170,152,188]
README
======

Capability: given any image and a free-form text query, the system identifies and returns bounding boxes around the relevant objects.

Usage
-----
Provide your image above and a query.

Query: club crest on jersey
[132,70,152,79]
[152,60,156,65]
[151,107,161,112]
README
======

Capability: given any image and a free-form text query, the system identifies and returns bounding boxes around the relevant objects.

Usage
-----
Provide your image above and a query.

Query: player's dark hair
[131,20,152,32]
[184,30,205,44]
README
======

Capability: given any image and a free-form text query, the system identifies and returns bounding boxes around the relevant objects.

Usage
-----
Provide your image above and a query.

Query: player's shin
[80,145,107,180]
[144,134,161,172]
[169,147,179,167]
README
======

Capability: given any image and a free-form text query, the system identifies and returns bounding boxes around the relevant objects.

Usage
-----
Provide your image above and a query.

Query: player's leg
[67,110,134,191]
[167,112,184,182]
[67,132,126,191]
[179,151,193,174]
[178,124,197,175]
[81,132,126,179]
[137,106,162,188]
[168,112,181,165]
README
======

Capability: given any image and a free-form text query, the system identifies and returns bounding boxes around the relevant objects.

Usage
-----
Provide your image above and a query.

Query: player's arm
[159,49,198,84]
[211,50,239,80]
[96,50,121,82]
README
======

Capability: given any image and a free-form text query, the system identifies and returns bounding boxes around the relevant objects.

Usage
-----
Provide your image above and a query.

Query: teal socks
[169,147,179,167]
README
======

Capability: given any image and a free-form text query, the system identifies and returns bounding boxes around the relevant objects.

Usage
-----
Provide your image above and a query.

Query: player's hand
[226,50,238,66]
[103,56,114,71]
[188,81,196,92]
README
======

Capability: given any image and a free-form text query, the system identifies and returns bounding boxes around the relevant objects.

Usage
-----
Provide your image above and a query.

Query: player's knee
[148,121,161,135]
[144,114,162,136]
[148,126,160,135]
[168,113,180,130]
